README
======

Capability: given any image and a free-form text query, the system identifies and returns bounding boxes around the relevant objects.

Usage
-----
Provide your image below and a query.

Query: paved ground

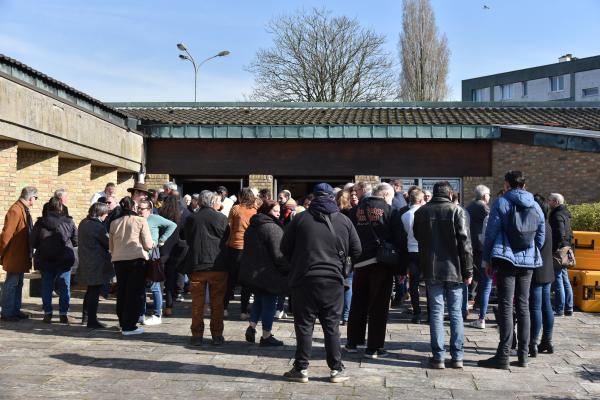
[0,289,599,400]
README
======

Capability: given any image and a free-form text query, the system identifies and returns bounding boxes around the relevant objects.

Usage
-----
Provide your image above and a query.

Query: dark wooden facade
[147,139,492,177]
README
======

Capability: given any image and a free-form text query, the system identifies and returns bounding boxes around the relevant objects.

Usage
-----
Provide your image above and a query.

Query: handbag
[553,246,576,269]
[323,214,352,289]
[146,246,166,282]
[362,205,399,268]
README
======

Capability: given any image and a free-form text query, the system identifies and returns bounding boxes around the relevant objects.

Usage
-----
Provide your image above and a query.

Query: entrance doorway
[173,177,249,196]
[274,177,354,202]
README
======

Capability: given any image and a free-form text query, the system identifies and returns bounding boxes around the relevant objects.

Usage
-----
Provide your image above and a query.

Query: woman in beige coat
[109,196,153,335]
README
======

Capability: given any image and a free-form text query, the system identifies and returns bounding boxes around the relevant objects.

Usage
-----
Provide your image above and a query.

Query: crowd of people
[0,171,576,383]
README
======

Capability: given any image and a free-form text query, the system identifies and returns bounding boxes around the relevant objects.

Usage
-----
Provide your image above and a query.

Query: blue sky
[1,0,599,102]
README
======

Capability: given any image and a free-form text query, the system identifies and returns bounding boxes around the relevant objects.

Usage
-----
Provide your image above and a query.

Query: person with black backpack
[31,197,78,324]
[478,171,545,369]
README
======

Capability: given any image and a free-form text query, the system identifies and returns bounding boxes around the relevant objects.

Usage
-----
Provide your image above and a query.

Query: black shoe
[16,312,29,320]
[43,314,53,323]
[565,310,573,316]
[517,356,529,368]
[245,326,256,343]
[329,368,350,383]
[538,341,554,354]
[189,337,203,347]
[478,356,509,370]
[212,336,225,346]
[87,321,107,329]
[411,314,421,324]
[0,315,20,322]
[429,358,445,369]
[259,335,284,347]
[283,367,308,383]
[60,315,77,325]
[529,344,538,358]
[344,344,358,353]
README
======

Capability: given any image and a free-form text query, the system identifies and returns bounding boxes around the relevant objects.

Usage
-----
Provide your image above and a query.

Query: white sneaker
[240,313,250,321]
[138,316,145,324]
[274,310,284,319]
[143,315,162,326]
[122,327,144,336]
[469,319,485,329]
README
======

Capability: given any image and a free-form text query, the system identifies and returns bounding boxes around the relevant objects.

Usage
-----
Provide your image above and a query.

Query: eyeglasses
[138,207,150,211]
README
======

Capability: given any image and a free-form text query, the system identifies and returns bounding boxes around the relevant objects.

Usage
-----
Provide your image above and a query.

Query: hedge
[569,202,600,232]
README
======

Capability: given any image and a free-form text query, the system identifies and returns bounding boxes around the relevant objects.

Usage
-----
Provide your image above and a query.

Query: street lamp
[177,43,230,102]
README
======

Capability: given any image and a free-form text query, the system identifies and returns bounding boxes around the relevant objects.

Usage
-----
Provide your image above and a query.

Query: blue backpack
[505,203,539,251]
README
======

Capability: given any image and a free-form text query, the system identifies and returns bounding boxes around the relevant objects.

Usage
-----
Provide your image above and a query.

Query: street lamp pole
[177,43,230,102]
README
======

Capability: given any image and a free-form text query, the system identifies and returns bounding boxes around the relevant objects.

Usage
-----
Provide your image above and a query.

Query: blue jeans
[477,272,493,320]
[1,272,24,317]
[250,292,278,332]
[554,268,573,314]
[143,281,163,317]
[530,282,554,344]
[41,270,71,315]
[342,271,353,322]
[427,281,464,361]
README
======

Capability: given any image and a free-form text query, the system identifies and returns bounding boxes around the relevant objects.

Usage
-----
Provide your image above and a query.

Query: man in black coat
[548,193,574,316]
[281,183,361,384]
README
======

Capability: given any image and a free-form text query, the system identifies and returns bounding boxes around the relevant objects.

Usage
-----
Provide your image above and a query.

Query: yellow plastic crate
[568,269,600,312]
[573,231,600,271]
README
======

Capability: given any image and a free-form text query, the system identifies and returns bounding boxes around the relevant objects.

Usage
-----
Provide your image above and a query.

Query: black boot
[529,343,538,358]
[81,311,87,325]
[538,338,554,354]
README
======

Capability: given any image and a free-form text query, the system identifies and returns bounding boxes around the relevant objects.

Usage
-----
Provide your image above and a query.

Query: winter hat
[312,183,334,196]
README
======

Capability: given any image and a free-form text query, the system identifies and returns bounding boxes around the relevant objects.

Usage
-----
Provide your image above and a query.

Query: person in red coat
[0,187,38,321]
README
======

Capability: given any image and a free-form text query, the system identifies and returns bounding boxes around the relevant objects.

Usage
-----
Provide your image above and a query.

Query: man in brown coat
[1,187,37,321]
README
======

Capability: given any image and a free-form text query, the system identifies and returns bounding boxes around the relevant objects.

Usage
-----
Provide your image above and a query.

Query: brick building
[113,102,600,205]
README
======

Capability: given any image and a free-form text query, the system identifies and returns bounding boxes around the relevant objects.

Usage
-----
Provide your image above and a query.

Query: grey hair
[474,184,491,200]
[549,193,565,205]
[19,186,38,201]
[355,181,373,193]
[88,202,109,218]
[199,190,215,208]
[163,182,178,191]
[373,183,394,198]
[54,188,66,199]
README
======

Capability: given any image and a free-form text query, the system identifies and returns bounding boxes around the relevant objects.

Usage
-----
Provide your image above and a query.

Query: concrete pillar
[57,158,92,224]
[0,140,18,230]
[249,174,273,196]
[16,149,59,220]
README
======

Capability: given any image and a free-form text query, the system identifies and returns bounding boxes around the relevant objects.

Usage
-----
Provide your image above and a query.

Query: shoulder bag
[323,214,352,289]
[362,205,399,268]
[146,246,166,282]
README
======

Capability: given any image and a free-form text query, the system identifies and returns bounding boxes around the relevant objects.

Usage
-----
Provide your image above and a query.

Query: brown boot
[164,308,172,317]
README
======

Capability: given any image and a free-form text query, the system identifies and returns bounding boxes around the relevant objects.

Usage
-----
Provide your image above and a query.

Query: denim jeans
[477,271,493,320]
[554,268,573,314]
[1,272,24,317]
[529,282,554,345]
[342,271,353,322]
[41,269,71,315]
[143,281,163,317]
[250,292,278,332]
[426,280,464,361]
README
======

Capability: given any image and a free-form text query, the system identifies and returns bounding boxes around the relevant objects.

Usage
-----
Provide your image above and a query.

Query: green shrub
[569,202,600,232]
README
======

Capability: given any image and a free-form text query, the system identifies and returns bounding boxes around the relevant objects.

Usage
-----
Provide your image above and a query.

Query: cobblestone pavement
[1,290,599,400]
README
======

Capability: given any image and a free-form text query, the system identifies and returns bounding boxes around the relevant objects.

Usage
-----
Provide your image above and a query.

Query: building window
[582,87,599,97]
[550,75,564,92]
[522,81,528,97]
[471,88,485,101]
[500,84,513,100]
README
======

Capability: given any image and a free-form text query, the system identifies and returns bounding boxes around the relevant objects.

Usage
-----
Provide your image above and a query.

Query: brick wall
[16,149,59,220]
[0,141,18,229]
[462,176,496,204]
[57,158,91,224]
[249,174,273,194]
[145,173,170,191]
[492,142,600,204]
[90,166,118,199]
[116,172,136,200]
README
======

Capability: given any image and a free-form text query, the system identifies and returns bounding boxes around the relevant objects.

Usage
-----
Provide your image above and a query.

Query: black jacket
[534,222,555,284]
[413,196,473,283]
[183,207,230,273]
[352,196,394,266]
[31,211,78,272]
[281,209,361,288]
[160,225,189,273]
[390,205,411,275]
[239,213,289,295]
[549,205,573,252]
[466,200,489,253]
[77,217,113,286]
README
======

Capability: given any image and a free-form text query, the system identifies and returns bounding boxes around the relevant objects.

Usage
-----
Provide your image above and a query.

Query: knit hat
[312,183,334,196]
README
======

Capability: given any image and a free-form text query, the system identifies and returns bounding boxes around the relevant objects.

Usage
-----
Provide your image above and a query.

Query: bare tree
[398,0,450,101]
[247,8,396,102]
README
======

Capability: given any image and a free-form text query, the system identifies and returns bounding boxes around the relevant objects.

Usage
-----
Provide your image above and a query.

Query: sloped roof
[113,102,600,131]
